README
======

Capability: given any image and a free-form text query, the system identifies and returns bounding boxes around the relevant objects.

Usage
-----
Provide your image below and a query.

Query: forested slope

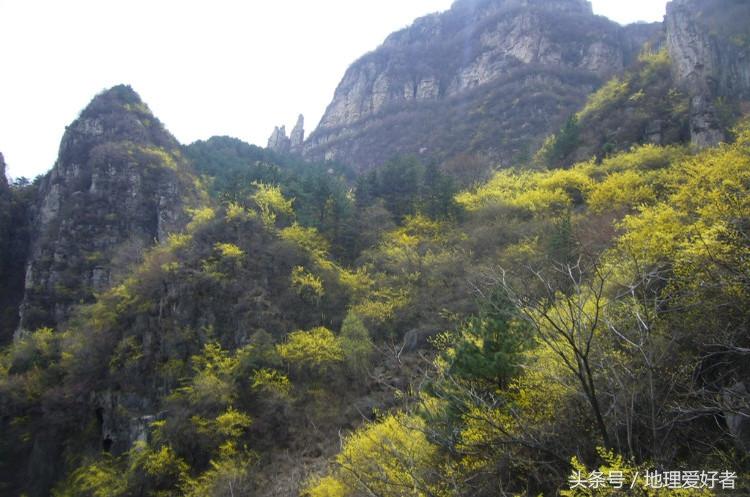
[1,1,749,495]
[2,105,749,496]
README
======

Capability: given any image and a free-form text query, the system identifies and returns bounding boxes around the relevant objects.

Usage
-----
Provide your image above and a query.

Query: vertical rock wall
[666,0,750,146]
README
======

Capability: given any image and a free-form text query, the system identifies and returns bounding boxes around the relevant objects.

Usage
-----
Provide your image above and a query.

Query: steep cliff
[17,85,200,332]
[304,0,660,170]
[665,0,750,146]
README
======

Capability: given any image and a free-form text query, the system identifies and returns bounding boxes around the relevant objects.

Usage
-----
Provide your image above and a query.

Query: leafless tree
[487,256,613,448]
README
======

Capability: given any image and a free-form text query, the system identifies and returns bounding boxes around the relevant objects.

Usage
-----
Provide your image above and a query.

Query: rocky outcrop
[94,390,160,455]
[267,125,291,153]
[290,114,305,153]
[304,0,660,170]
[16,85,199,333]
[268,115,306,155]
[665,0,750,146]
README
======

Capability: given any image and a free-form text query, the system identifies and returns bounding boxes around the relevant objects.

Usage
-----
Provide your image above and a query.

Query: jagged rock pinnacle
[290,114,305,153]
[267,125,290,153]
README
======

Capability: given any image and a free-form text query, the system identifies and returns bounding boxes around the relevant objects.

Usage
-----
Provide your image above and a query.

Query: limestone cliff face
[304,0,659,170]
[17,85,199,332]
[665,0,750,147]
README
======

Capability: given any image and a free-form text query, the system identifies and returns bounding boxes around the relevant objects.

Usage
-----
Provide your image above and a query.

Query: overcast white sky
[0,0,668,180]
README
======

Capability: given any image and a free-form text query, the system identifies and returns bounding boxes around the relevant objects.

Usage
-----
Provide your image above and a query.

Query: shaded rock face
[0,153,34,343]
[93,390,158,455]
[666,0,750,146]
[17,85,198,332]
[304,0,659,170]
[0,154,7,257]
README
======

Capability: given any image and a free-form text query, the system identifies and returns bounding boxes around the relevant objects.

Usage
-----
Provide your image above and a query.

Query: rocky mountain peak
[303,0,657,170]
[81,84,144,116]
[17,85,198,332]
[57,85,178,168]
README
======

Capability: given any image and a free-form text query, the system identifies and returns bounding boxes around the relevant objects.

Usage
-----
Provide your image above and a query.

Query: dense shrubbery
[0,182,374,495]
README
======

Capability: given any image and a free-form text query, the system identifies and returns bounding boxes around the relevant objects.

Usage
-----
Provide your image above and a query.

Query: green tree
[339,311,373,377]
[544,115,580,167]
[448,292,531,388]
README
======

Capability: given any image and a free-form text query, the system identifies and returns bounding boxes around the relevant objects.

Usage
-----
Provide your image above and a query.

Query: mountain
[16,85,201,333]
[1,2,749,497]
[303,0,660,171]
[0,95,363,497]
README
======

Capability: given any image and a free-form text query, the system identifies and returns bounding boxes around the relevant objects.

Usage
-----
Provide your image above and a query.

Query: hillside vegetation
[3,110,750,494]
[2,3,750,493]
